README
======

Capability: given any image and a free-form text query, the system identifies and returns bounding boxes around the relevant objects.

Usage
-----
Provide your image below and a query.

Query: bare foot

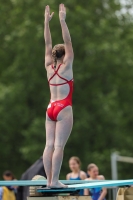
[46,180,50,188]
[46,183,50,188]
[47,181,50,188]
[50,181,68,188]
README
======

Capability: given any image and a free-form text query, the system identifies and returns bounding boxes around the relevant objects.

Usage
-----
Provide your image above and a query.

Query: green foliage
[0,0,133,180]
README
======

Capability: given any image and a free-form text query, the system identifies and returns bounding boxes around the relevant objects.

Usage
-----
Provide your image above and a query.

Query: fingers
[50,12,54,18]
[62,4,66,12]
[47,5,50,13]
[59,4,66,12]
[45,5,54,21]
[45,5,50,13]
[45,5,48,14]
[45,4,66,19]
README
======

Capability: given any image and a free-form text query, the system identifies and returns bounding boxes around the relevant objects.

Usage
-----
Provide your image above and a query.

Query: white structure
[111,152,133,200]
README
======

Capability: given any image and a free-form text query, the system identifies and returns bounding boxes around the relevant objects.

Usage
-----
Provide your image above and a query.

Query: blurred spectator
[84,163,107,200]
[3,171,15,181]
[16,156,46,200]
[1,187,16,200]
[3,170,17,192]
[1,170,16,200]
[66,156,87,195]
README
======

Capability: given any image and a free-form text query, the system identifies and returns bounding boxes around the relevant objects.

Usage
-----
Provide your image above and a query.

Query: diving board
[0,179,133,188]
[67,179,133,189]
[0,180,104,186]
[37,179,133,194]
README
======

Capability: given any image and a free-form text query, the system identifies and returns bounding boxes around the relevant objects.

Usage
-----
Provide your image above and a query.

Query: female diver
[43,4,74,188]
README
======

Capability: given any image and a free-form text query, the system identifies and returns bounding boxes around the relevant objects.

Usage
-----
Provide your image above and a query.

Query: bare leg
[50,106,73,188]
[43,114,56,187]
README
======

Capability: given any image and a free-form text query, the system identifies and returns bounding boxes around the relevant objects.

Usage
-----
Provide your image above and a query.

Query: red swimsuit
[47,64,73,121]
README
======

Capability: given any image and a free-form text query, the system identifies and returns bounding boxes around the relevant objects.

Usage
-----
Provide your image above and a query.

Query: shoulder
[97,175,105,180]
[80,171,87,179]
[66,173,71,180]
[80,171,87,175]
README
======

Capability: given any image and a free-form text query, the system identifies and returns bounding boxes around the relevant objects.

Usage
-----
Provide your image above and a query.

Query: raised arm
[44,5,54,67]
[59,4,74,64]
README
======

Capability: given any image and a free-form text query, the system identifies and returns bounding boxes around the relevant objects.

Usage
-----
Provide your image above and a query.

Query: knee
[44,144,54,151]
[54,145,64,151]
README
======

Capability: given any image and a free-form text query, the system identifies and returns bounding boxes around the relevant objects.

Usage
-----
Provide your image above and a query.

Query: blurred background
[1,0,133,183]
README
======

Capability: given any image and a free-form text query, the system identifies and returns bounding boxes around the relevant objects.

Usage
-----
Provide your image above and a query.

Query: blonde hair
[52,44,65,68]
[69,156,81,167]
[87,163,97,171]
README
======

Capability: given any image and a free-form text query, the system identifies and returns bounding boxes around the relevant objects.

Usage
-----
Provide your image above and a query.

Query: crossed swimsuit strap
[48,64,73,86]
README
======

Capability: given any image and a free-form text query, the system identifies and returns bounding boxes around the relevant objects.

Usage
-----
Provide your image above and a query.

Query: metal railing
[111,152,133,200]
